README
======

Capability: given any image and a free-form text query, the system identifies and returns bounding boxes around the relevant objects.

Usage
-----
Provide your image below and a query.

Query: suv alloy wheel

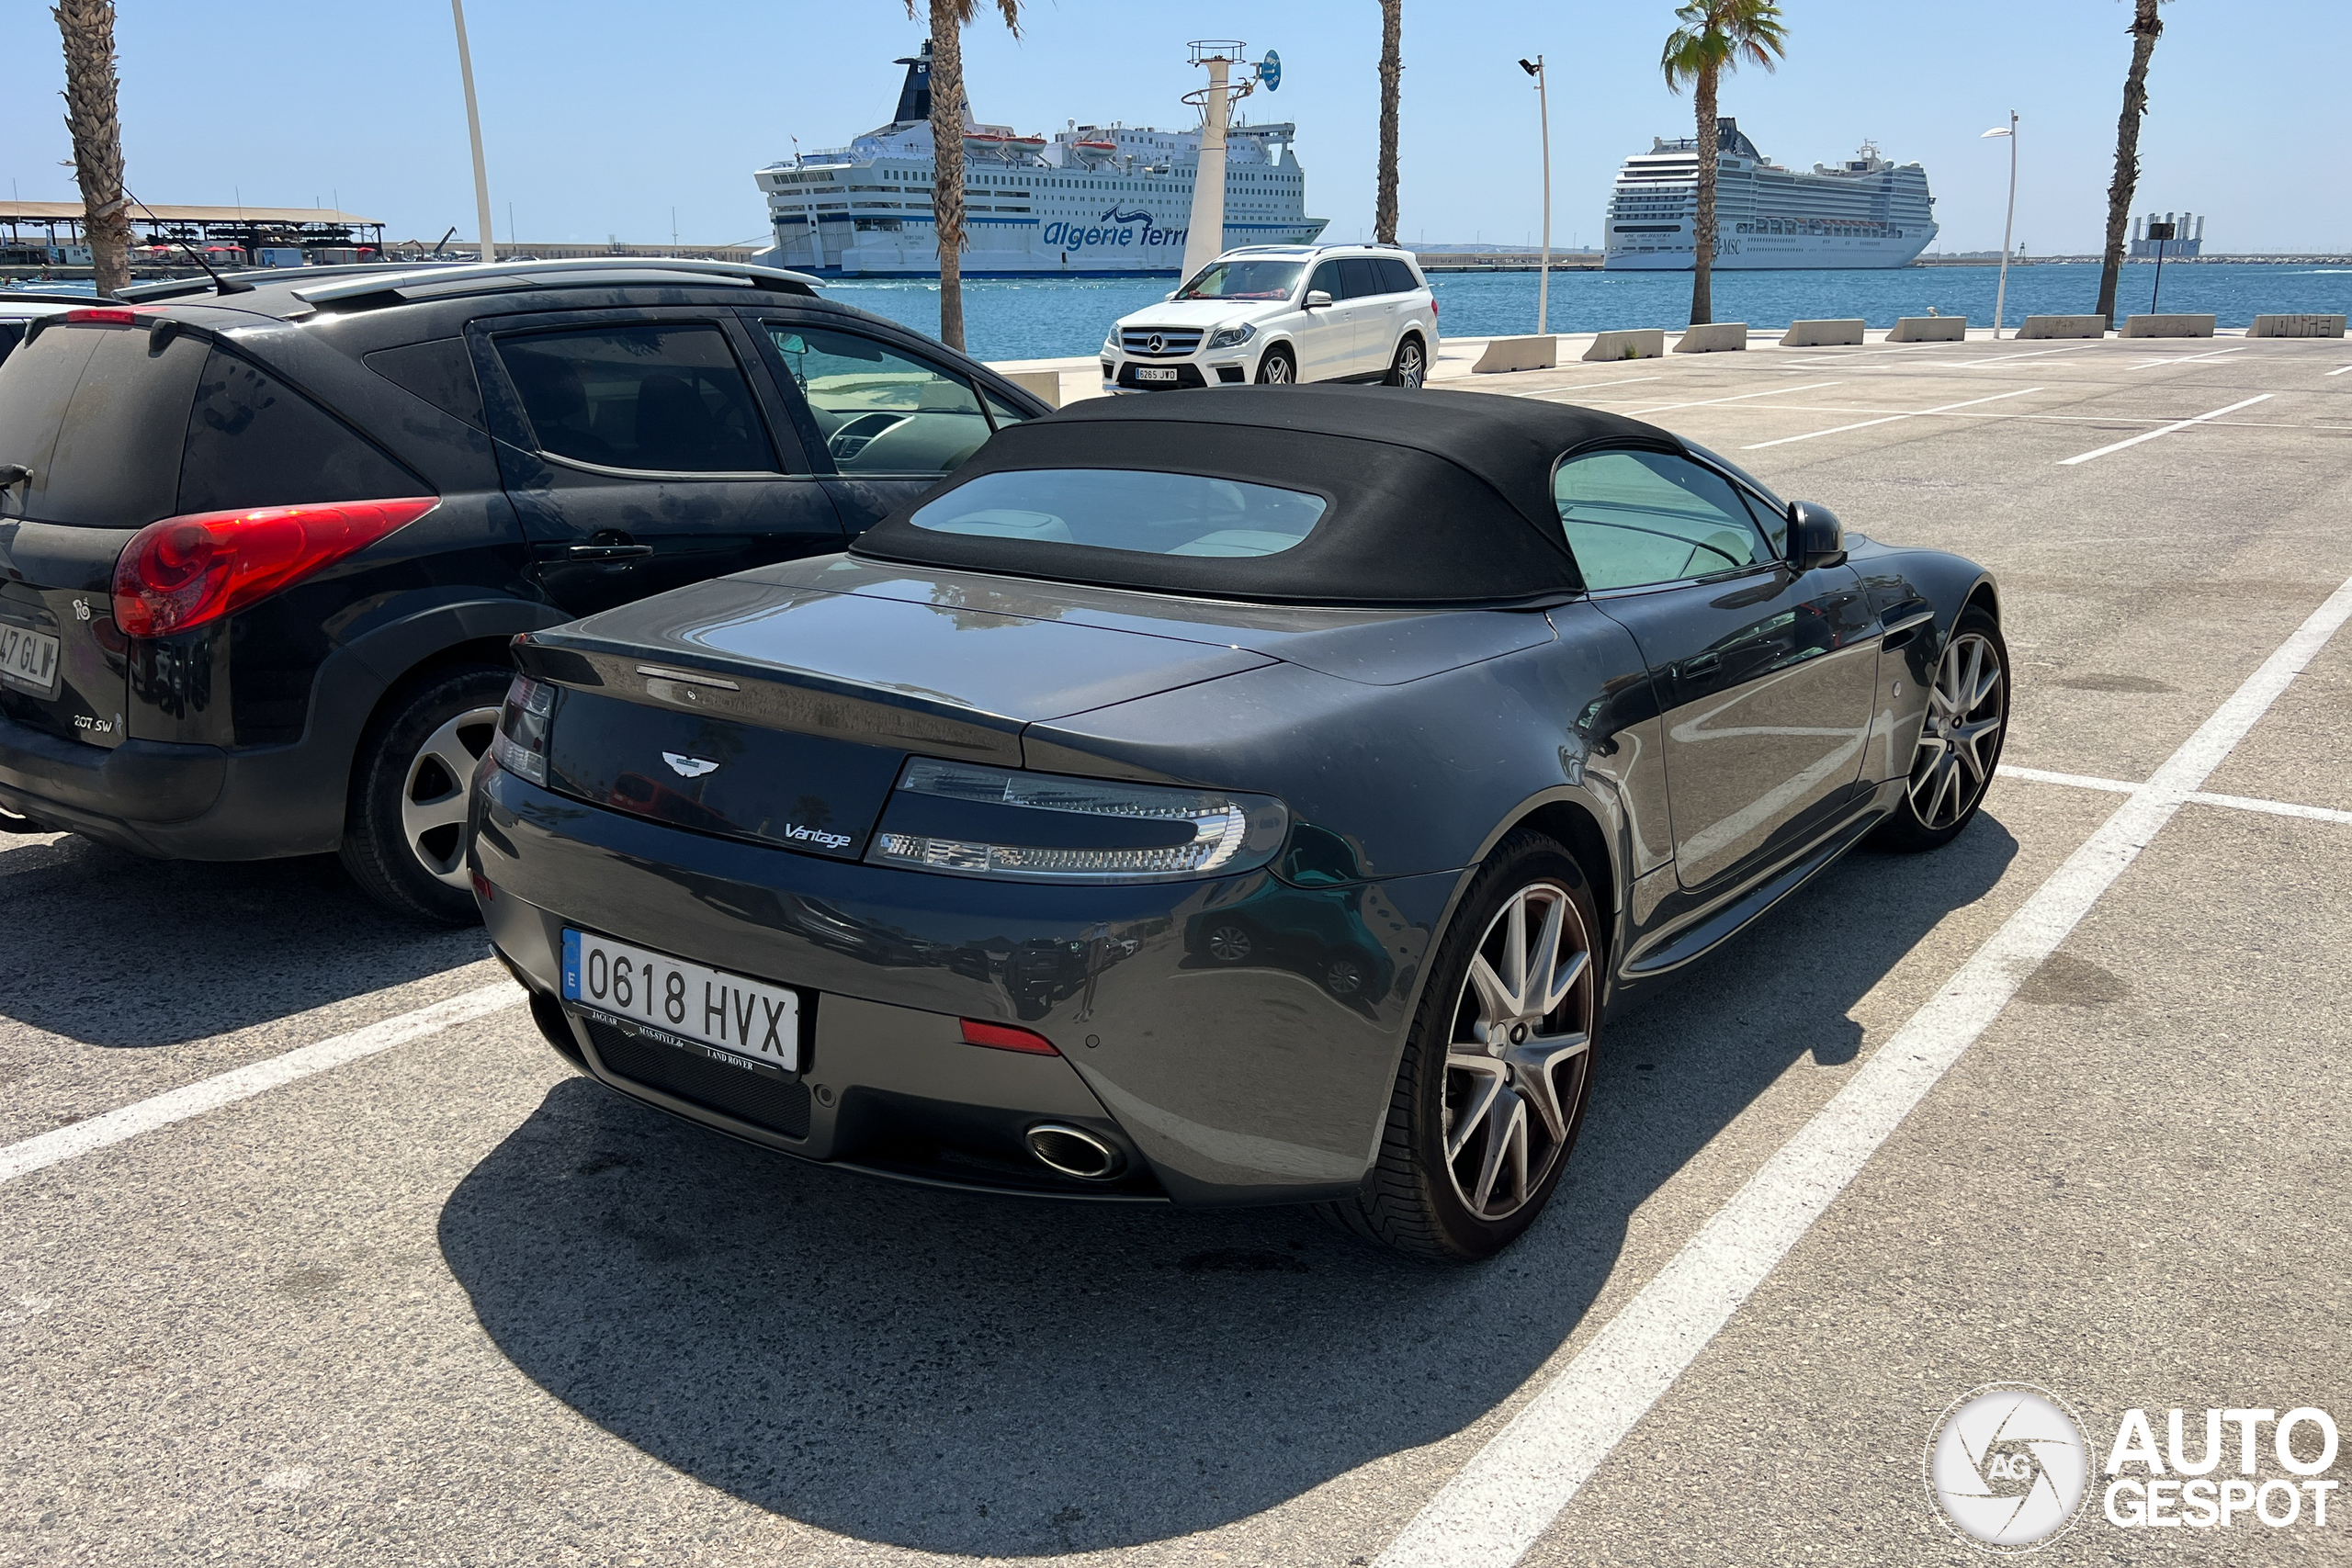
[1386,335,1428,389]
[340,666,510,923]
[1255,347,1295,385]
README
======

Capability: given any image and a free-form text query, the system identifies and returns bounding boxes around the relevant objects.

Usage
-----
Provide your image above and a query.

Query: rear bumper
[0,708,344,859]
[472,764,1454,1206]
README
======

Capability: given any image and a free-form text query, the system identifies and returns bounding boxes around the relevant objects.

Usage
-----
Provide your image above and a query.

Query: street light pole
[1981,112,2017,339]
[1520,56,1550,334]
[450,0,497,264]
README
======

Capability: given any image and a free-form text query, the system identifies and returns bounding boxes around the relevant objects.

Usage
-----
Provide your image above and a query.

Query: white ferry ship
[1605,118,1936,270]
[757,43,1326,276]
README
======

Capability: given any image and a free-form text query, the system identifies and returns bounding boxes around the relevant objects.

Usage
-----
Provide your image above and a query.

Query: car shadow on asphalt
[435,815,2018,1556]
[0,833,485,1048]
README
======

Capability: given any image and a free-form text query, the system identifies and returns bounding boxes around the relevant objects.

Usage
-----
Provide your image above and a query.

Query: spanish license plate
[561,929,801,1073]
[1135,367,1180,382]
[0,623,60,699]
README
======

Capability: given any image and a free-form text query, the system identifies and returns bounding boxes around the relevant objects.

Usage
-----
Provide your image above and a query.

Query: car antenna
[124,188,254,296]
[428,226,458,259]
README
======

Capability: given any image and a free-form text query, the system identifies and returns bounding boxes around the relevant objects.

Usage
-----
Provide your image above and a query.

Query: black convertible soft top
[850,386,1674,606]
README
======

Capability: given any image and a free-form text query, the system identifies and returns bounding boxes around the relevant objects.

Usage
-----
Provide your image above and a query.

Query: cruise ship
[756,43,1327,276]
[1605,118,1937,270]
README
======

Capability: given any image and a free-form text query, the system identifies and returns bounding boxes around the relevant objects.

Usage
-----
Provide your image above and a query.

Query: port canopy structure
[0,202,386,255]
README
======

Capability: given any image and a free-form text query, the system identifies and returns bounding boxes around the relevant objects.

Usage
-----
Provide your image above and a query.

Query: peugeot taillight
[110,497,438,638]
[63,307,142,325]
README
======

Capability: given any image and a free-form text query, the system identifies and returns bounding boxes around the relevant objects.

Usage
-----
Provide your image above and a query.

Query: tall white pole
[1993,109,2017,340]
[1180,52,1232,286]
[1535,57,1551,335]
[451,0,497,264]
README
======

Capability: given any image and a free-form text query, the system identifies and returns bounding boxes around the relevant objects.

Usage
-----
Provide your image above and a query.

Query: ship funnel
[891,40,933,126]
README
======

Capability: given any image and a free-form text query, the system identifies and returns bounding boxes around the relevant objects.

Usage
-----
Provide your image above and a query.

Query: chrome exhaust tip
[1026,1122,1125,1180]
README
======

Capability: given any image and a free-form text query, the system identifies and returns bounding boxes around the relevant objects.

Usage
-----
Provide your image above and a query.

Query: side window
[763,324,995,476]
[1306,262,1344,301]
[1378,258,1423,295]
[494,324,775,475]
[1339,258,1386,299]
[1553,449,1774,591]
[180,347,419,514]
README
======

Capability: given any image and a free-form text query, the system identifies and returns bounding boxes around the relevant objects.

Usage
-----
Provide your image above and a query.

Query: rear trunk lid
[0,318,208,748]
[516,570,1280,860]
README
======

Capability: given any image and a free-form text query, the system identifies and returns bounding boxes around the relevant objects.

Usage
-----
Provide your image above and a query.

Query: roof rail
[290,256,823,308]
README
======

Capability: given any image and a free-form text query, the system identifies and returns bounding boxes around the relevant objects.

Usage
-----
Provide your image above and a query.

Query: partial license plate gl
[0,623,60,699]
[1135,367,1180,383]
[561,930,801,1073]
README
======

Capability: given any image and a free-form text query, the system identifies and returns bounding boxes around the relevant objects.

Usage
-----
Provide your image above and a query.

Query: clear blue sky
[3,1,2337,254]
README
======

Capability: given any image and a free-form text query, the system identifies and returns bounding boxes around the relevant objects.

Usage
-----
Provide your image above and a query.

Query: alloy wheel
[1442,880,1595,1221]
[1907,630,2006,831]
[1394,339,1426,389]
[401,705,500,888]
[1257,352,1294,385]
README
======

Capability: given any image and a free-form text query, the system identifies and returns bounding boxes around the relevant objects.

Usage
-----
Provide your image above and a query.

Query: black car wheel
[1320,829,1600,1261]
[1873,608,2008,852]
[341,665,508,923]
[1255,346,1296,385]
[1385,335,1428,389]
[1204,923,1254,963]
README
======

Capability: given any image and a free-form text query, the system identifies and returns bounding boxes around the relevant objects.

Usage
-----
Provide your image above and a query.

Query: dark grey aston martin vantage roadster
[467,386,2007,1261]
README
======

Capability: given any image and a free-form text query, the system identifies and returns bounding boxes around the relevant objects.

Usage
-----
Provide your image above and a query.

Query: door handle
[1680,651,1722,678]
[567,542,653,560]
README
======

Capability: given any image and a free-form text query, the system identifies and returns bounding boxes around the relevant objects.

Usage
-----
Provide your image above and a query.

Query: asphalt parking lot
[5,331,2349,1566]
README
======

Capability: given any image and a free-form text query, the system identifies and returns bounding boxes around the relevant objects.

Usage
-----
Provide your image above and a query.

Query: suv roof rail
[291,256,824,308]
[119,256,822,310]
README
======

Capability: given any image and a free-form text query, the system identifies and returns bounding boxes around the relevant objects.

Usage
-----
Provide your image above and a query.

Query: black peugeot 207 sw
[0,258,1046,919]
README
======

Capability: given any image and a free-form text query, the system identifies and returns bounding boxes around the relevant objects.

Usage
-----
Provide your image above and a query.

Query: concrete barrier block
[999,368,1062,407]
[1888,315,1967,343]
[2248,314,2346,339]
[1472,335,1558,373]
[2122,314,2217,339]
[1779,319,1865,347]
[1674,322,1747,354]
[1582,329,1666,362]
[2018,315,2107,340]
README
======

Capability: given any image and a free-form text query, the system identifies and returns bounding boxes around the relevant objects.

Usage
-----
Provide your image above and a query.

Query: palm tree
[1374,0,1403,246]
[2093,0,2167,330]
[1660,0,1787,327]
[908,0,1022,352]
[53,0,131,298]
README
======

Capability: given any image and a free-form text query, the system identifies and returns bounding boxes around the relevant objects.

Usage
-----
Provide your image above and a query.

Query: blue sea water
[18,260,2342,364]
[822,263,2352,362]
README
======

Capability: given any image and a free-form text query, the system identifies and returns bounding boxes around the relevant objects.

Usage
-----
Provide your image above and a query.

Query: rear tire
[340,665,508,924]
[1385,334,1428,389]
[1255,346,1296,385]
[1317,829,1601,1262]
[1871,607,2009,853]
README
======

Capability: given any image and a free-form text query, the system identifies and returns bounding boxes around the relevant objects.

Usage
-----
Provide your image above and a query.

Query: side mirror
[1304,289,1333,310]
[1163,290,1177,301]
[1787,501,1847,571]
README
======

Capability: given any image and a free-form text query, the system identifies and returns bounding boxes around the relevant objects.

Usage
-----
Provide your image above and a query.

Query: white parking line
[2126,347,2246,368]
[1740,387,2042,450]
[2057,393,2274,465]
[2000,764,2352,825]
[2327,363,2352,377]
[1621,380,1842,416]
[1372,570,2352,1568]
[1510,375,1667,400]
[0,982,523,1188]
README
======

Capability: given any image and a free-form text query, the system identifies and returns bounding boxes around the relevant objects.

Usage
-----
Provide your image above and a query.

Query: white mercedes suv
[1102,244,1438,394]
